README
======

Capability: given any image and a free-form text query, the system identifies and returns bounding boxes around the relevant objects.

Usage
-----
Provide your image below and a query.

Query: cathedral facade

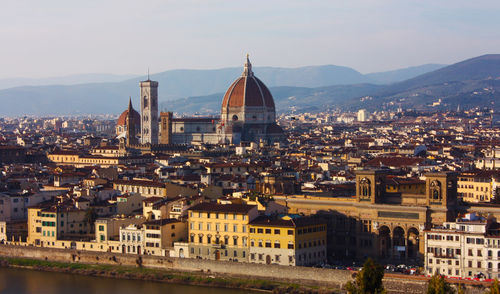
[117,56,284,146]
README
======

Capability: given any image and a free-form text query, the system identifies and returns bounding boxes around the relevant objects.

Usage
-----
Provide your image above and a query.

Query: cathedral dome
[221,55,275,110]
[117,108,140,127]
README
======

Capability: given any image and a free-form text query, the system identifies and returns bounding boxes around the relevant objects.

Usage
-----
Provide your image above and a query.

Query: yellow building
[458,171,496,203]
[249,215,327,266]
[385,177,425,195]
[187,203,258,261]
[47,151,153,168]
[27,203,90,248]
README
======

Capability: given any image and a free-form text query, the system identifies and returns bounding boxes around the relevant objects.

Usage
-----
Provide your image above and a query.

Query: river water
[0,267,252,294]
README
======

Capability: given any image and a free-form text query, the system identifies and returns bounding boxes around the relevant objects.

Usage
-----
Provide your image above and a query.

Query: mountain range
[168,55,500,114]
[0,55,498,116]
[0,73,137,91]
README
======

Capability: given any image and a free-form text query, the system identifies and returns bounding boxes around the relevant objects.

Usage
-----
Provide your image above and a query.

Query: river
[0,267,252,294]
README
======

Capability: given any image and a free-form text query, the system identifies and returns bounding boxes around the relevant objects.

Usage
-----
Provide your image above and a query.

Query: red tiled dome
[221,56,275,110]
[117,108,140,127]
[221,76,275,109]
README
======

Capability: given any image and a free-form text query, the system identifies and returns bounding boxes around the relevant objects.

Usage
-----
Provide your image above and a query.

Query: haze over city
[2,2,500,294]
[2,0,500,78]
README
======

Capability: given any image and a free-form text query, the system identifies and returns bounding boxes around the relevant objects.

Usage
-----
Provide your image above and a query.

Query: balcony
[432,253,456,259]
[211,243,226,249]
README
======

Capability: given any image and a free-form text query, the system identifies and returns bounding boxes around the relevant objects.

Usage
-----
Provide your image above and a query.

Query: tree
[427,273,455,294]
[345,258,386,294]
[488,279,500,294]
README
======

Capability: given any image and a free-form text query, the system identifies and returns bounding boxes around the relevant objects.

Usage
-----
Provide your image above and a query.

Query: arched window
[232,115,238,121]
[359,178,371,199]
[143,96,148,108]
[430,180,441,200]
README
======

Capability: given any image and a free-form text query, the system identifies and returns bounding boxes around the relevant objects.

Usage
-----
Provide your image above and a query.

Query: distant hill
[0,65,376,116]
[172,54,500,113]
[379,54,500,95]
[1,55,499,116]
[0,73,137,90]
[356,54,500,111]
[365,64,446,85]
[0,65,373,116]
[163,84,382,115]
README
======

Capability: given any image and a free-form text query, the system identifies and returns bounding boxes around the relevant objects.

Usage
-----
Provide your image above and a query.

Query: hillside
[0,65,370,116]
[175,54,500,113]
[356,54,500,111]
[0,54,498,115]
[365,64,445,85]
[163,84,382,115]
[0,63,445,116]
[378,54,500,95]
[0,73,136,91]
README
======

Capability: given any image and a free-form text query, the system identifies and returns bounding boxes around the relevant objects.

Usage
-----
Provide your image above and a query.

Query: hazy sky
[1,0,500,78]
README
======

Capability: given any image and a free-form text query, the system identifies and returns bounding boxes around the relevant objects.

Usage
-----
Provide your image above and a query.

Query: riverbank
[0,257,339,294]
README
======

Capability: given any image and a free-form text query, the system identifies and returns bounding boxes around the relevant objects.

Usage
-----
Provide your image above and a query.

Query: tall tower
[126,97,138,146]
[140,78,159,145]
[159,112,173,144]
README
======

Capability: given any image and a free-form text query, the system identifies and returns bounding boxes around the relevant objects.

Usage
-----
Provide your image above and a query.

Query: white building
[0,191,58,222]
[357,109,368,122]
[425,213,500,279]
[476,148,500,170]
[119,224,145,254]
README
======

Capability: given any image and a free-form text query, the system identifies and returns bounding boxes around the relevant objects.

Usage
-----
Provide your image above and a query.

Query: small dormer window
[232,115,238,121]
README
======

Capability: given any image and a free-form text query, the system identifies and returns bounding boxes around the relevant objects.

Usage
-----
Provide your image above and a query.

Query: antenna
[147,68,150,80]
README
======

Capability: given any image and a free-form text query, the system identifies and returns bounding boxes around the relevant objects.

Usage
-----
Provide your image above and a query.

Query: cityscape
[1,1,500,294]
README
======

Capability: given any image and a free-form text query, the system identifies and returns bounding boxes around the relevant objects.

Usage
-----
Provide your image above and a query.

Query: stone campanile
[140,79,159,145]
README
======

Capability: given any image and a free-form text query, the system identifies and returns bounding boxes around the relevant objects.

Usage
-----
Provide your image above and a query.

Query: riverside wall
[0,244,352,288]
[0,244,488,293]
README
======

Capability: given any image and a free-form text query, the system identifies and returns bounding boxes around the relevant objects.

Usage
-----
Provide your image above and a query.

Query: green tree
[488,279,500,294]
[345,258,386,294]
[427,273,455,294]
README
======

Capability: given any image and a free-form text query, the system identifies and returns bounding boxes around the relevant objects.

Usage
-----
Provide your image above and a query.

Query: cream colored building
[27,204,89,248]
[95,216,145,244]
[113,179,167,198]
[458,171,498,203]
[188,203,257,261]
[143,218,187,256]
[425,213,500,279]
[119,224,145,254]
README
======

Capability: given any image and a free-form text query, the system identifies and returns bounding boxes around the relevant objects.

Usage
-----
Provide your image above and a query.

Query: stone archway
[379,226,391,259]
[393,226,405,261]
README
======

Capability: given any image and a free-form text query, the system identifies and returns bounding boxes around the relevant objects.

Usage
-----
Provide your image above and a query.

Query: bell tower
[126,97,138,146]
[425,172,457,207]
[140,77,159,145]
[355,170,387,204]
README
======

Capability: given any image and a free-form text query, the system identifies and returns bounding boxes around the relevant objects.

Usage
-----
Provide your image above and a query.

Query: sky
[1,0,500,79]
